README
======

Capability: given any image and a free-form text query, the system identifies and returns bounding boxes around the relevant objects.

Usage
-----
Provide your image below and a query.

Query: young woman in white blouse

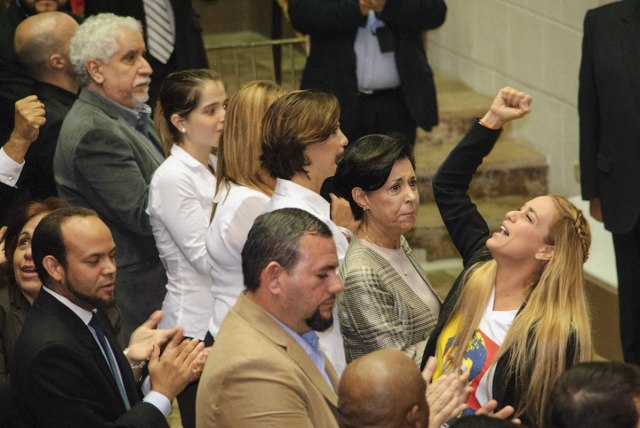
[205,80,287,343]
[147,69,226,428]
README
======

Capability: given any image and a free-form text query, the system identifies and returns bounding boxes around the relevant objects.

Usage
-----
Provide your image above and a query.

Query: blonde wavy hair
[443,195,592,427]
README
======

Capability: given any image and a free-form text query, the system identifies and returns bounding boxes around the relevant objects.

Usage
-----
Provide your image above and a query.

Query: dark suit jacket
[83,0,208,105]
[10,288,168,427]
[579,0,640,234]
[288,0,447,137]
[0,278,30,426]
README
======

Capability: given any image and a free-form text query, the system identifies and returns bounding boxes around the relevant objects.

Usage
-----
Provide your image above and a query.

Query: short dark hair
[241,208,332,291]
[260,90,340,180]
[32,207,98,285]
[545,361,640,428]
[333,134,415,220]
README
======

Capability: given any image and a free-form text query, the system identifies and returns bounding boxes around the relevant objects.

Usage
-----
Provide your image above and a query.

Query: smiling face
[53,216,117,311]
[12,212,49,304]
[90,27,152,109]
[279,233,343,334]
[486,195,558,263]
[358,158,420,238]
[176,80,227,150]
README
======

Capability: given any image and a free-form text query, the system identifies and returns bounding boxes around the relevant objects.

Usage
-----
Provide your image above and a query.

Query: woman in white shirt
[205,80,286,342]
[147,69,226,428]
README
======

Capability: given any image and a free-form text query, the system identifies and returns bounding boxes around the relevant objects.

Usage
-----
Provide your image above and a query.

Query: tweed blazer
[338,236,440,365]
[196,293,340,428]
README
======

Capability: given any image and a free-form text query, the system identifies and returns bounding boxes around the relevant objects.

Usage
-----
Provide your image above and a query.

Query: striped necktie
[142,0,175,64]
[88,314,132,410]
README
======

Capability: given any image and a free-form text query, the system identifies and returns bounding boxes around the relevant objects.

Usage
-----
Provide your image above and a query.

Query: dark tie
[88,314,132,410]
[142,0,175,64]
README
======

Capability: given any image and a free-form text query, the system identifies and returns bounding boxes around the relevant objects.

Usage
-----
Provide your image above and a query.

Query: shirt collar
[42,286,95,326]
[273,178,331,218]
[86,87,152,135]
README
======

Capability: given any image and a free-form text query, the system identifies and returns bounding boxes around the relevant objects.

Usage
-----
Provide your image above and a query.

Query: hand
[422,356,472,428]
[0,226,6,265]
[126,310,178,363]
[480,87,532,130]
[330,193,360,233]
[589,197,602,222]
[147,330,206,400]
[4,96,46,163]
[475,399,521,424]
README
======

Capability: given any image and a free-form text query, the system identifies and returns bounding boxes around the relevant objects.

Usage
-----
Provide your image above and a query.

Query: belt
[358,87,400,96]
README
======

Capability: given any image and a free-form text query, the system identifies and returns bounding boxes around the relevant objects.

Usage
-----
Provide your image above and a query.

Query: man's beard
[305,307,334,332]
[67,280,114,309]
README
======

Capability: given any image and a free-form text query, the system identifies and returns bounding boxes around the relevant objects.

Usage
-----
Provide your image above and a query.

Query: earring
[180,128,186,133]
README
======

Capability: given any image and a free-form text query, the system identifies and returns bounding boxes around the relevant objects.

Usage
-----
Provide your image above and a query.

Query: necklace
[357,228,400,250]
[358,230,408,276]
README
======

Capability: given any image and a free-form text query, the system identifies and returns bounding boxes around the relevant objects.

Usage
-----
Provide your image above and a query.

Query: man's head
[14,12,79,90]
[18,0,66,14]
[70,13,152,108]
[338,349,428,428]
[545,361,640,428]
[32,207,118,311]
[241,208,343,334]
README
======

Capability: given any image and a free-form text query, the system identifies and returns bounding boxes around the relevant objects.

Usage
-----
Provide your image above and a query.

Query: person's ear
[262,261,286,296]
[48,53,66,70]
[405,403,422,427]
[86,58,104,84]
[535,244,555,261]
[170,113,186,134]
[42,255,64,281]
[352,187,369,211]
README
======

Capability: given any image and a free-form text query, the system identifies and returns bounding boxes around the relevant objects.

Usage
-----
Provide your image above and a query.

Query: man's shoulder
[588,0,636,20]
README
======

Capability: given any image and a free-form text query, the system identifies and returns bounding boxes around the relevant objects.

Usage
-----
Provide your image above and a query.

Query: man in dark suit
[0,0,72,143]
[11,206,205,427]
[0,95,45,225]
[288,0,447,144]
[54,13,166,339]
[579,0,640,366]
[13,11,79,200]
[83,0,208,107]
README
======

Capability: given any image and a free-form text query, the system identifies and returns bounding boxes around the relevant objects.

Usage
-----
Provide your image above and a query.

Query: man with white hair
[53,13,166,340]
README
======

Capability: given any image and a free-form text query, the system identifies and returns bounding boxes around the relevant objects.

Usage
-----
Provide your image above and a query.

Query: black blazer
[288,0,447,137]
[10,289,168,427]
[579,0,640,234]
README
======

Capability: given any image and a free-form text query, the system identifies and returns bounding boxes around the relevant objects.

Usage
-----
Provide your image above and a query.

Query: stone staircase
[407,76,548,262]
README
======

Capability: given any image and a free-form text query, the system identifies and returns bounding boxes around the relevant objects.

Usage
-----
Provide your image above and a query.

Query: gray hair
[70,13,141,86]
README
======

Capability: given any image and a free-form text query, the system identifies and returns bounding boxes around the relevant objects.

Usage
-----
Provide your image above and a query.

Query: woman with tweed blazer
[333,135,440,365]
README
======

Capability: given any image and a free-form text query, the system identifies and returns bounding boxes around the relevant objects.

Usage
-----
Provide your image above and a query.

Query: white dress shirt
[205,182,270,337]
[264,178,348,375]
[147,144,216,339]
[0,146,24,188]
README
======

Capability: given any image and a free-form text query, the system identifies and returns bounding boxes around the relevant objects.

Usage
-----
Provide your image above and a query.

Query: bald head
[338,349,429,428]
[15,11,79,90]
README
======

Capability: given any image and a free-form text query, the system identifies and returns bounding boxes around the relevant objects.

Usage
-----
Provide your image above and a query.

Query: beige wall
[427,0,615,196]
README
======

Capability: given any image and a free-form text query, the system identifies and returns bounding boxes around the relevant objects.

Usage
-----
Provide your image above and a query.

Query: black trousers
[613,216,640,366]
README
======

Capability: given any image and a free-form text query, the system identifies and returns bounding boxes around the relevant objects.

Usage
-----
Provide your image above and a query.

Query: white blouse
[147,144,216,339]
[205,182,270,337]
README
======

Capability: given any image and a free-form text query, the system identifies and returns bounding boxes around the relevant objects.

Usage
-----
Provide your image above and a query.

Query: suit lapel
[618,2,640,116]
[35,291,133,410]
[235,294,339,406]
